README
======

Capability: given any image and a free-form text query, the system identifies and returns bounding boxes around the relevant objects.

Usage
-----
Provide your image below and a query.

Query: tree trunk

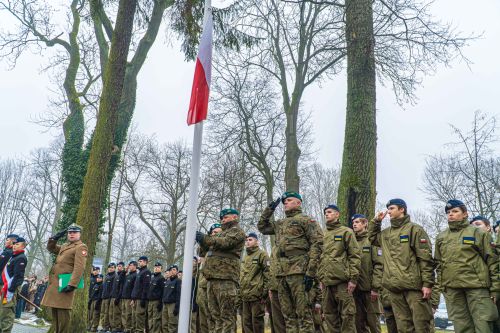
[69,1,137,331]
[337,0,377,225]
[284,98,302,192]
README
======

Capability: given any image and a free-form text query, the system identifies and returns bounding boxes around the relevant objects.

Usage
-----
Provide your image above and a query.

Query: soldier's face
[283,197,301,211]
[211,228,222,235]
[129,265,137,272]
[324,208,339,222]
[472,220,491,233]
[117,265,123,272]
[222,214,238,224]
[164,271,171,278]
[12,242,25,252]
[5,238,14,247]
[154,266,162,273]
[67,231,81,242]
[387,205,404,219]
[108,266,115,273]
[138,259,147,267]
[447,207,467,222]
[245,237,258,248]
[352,219,367,232]
[170,268,178,276]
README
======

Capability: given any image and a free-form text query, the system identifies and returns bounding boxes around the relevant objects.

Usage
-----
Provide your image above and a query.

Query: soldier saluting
[41,224,88,333]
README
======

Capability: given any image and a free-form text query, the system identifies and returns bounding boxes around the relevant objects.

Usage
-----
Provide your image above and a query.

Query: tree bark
[337,0,377,224]
[69,1,137,331]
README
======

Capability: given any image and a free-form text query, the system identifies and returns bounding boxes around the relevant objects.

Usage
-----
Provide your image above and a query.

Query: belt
[207,251,240,260]
[279,249,307,257]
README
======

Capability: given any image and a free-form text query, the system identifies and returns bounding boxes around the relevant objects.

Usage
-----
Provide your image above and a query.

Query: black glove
[157,302,163,312]
[173,307,179,316]
[60,285,76,293]
[303,275,314,292]
[51,229,67,241]
[268,197,281,210]
[114,298,120,306]
[195,231,204,244]
[140,299,146,308]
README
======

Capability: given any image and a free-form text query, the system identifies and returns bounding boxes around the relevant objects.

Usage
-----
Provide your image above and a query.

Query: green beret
[219,208,239,220]
[281,191,302,203]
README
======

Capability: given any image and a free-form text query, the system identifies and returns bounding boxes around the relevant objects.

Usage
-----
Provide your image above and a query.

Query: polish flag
[187,3,213,125]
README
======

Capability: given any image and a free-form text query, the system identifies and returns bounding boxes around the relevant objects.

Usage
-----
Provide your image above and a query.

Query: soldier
[269,246,286,333]
[0,236,27,333]
[100,262,116,332]
[351,214,383,333]
[0,234,18,275]
[161,265,181,333]
[110,262,126,333]
[121,261,138,333]
[88,266,100,327]
[89,274,104,332]
[368,198,434,333]
[240,232,270,333]
[435,199,500,332]
[471,215,493,233]
[195,208,246,332]
[131,256,151,333]
[318,204,361,332]
[41,224,88,333]
[196,223,222,333]
[258,192,323,333]
[147,262,165,333]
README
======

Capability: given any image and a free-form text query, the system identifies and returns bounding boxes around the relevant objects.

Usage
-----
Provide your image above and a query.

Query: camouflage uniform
[200,219,245,333]
[368,215,434,333]
[354,230,382,333]
[269,246,286,333]
[318,219,361,332]
[196,246,210,333]
[308,278,325,333]
[258,206,323,333]
[240,245,270,333]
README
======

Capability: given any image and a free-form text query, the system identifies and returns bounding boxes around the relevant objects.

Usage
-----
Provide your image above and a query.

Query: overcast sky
[0,0,499,212]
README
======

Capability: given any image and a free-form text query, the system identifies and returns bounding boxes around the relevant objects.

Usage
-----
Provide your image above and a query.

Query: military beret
[247,232,258,240]
[93,266,100,270]
[281,191,302,203]
[117,261,125,266]
[108,262,116,268]
[219,208,239,220]
[138,256,148,261]
[67,224,82,232]
[13,237,26,243]
[324,204,340,213]
[351,214,367,221]
[6,234,19,240]
[386,198,407,209]
[209,223,222,234]
[169,264,179,271]
[129,260,138,266]
[445,199,466,212]
[471,215,490,225]
[154,261,162,267]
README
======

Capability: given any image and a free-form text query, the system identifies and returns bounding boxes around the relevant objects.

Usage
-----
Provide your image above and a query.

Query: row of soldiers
[193,192,500,333]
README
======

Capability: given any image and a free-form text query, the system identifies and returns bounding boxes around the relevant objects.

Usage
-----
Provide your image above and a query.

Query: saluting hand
[51,229,67,241]
[374,211,387,222]
[268,197,281,211]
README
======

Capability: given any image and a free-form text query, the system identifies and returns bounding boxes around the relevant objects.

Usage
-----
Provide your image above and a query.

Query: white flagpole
[178,121,204,333]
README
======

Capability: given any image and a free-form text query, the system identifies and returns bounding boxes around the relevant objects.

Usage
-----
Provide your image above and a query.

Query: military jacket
[355,230,383,292]
[318,220,361,286]
[102,272,116,299]
[435,219,500,291]
[90,281,103,301]
[147,272,165,300]
[4,250,27,292]
[368,215,434,292]
[0,247,13,275]
[131,266,151,300]
[110,271,126,299]
[121,270,137,299]
[258,207,323,277]
[162,276,181,307]
[197,245,209,289]
[200,220,245,282]
[268,246,280,291]
[240,246,270,302]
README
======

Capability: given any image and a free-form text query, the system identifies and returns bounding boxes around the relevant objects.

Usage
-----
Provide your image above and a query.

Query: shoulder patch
[419,239,428,244]
[377,249,382,256]
[362,246,371,253]
[463,237,475,245]
[400,235,409,243]
[334,235,343,241]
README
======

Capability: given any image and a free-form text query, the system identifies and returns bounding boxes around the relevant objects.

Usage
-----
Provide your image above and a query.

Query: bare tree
[0,160,27,236]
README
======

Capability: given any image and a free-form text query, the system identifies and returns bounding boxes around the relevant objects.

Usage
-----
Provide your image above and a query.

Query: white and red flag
[186,2,213,125]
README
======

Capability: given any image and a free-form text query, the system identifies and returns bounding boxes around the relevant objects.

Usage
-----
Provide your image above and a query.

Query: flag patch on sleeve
[463,237,475,245]
[419,239,428,244]
[334,235,343,241]
[400,235,409,243]
[377,249,382,256]
[362,246,371,253]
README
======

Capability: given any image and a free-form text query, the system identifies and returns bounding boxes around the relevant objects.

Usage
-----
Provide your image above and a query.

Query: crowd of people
[16,275,48,318]
[1,191,500,333]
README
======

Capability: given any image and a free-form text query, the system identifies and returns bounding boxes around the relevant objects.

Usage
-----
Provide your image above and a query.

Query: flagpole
[178,121,204,333]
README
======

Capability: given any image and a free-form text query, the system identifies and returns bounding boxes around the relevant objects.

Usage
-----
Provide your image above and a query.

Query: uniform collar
[285,207,302,218]
[245,246,259,255]
[448,218,469,231]
[390,215,410,228]
[222,219,238,230]
[325,219,341,230]
[355,230,368,240]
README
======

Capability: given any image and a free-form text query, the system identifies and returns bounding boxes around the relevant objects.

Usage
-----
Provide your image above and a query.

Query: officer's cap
[108,262,116,268]
[471,215,490,225]
[351,214,367,221]
[445,199,466,213]
[247,232,258,240]
[138,256,148,262]
[324,204,340,213]
[219,208,239,220]
[386,198,407,209]
[281,191,302,203]
[13,237,26,244]
[129,260,138,266]
[6,234,19,241]
[209,223,222,234]
[67,224,82,232]
[169,264,179,271]
[154,261,162,267]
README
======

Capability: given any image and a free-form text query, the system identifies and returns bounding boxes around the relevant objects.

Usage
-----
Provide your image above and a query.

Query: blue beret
[129,261,138,266]
[219,208,239,219]
[209,223,222,234]
[471,215,489,224]
[13,237,26,243]
[386,198,407,209]
[445,199,466,212]
[247,232,258,240]
[138,256,148,262]
[281,191,302,203]
[117,261,125,266]
[108,262,116,267]
[324,204,340,213]
[351,214,366,221]
[6,234,19,240]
